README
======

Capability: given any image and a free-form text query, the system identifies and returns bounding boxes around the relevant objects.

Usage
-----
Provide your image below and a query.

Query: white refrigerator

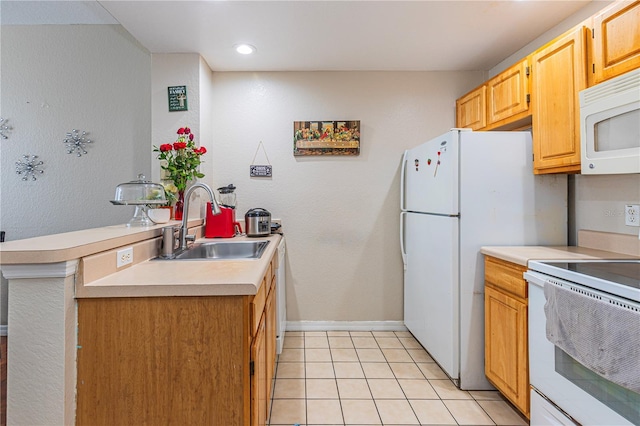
[400,129,567,390]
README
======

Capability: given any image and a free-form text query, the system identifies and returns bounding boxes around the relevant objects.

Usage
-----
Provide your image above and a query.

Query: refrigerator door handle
[400,150,408,211]
[400,211,407,270]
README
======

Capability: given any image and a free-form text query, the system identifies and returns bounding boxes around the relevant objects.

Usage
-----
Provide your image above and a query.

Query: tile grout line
[353,330,384,425]
[389,330,430,426]
[330,331,347,426]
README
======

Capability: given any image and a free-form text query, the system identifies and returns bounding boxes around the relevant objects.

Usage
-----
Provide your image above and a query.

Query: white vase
[148,208,171,224]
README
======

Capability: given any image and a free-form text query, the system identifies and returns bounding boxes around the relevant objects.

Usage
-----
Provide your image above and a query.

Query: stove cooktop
[543,261,640,290]
[528,259,640,302]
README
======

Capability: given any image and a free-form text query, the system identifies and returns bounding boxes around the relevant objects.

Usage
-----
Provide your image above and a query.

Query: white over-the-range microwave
[579,67,640,175]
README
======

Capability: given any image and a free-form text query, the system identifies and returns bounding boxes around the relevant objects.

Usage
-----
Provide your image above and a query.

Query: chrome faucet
[179,183,221,251]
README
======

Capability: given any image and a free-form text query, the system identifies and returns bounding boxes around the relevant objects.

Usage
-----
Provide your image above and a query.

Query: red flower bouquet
[153,126,206,192]
[153,127,207,219]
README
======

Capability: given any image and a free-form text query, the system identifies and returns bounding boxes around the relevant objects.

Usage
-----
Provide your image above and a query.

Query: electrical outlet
[624,204,640,227]
[117,247,134,268]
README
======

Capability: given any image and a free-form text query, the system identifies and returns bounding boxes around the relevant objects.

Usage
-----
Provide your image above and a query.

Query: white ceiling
[3,1,599,72]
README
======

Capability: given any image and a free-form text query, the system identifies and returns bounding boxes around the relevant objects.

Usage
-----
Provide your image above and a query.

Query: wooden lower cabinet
[265,279,277,408]
[484,256,529,418]
[251,316,268,426]
[76,257,277,426]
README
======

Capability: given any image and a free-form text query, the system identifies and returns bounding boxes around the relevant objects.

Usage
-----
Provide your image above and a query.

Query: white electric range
[525,259,640,425]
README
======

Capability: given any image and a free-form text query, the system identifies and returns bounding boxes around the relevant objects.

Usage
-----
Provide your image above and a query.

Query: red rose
[173,142,187,150]
[159,144,173,152]
[194,147,207,155]
[189,133,194,141]
[184,127,191,134]
[177,128,185,135]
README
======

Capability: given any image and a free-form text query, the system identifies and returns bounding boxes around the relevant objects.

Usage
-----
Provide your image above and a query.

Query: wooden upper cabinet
[456,58,532,131]
[591,0,640,85]
[486,57,531,128]
[456,85,487,130]
[531,26,588,174]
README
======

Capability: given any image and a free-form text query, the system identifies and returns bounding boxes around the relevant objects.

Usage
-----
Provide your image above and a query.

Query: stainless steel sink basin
[170,240,270,260]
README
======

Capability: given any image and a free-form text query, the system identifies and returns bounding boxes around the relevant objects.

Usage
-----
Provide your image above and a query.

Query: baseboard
[285,320,407,332]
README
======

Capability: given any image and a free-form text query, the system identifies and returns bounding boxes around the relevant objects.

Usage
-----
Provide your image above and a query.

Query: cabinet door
[592,0,640,85]
[265,278,277,412]
[532,26,587,174]
[485,286,529,418]
[76,297,249,426]
[487,58,530,127]
[456,85,487,130]
[251,317,267,426]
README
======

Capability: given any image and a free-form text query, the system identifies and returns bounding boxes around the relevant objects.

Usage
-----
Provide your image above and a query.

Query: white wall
[151,53,215,216]
[0,25,151,240]
[574,174,640,236]
[0,24,151,325]
[151,53,201,181]
[209,71,484,321]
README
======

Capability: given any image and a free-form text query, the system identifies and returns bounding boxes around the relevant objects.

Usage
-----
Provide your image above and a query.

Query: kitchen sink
[169,240,270,260]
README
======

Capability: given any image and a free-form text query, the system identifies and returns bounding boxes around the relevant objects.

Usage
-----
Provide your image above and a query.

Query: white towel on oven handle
[544,280,640,393]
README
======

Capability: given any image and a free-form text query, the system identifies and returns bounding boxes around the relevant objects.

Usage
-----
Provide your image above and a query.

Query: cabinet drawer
[484,256,528,299]
[251,277,267,336]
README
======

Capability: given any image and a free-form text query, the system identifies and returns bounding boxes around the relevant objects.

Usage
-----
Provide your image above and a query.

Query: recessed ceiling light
[235,44,256,55]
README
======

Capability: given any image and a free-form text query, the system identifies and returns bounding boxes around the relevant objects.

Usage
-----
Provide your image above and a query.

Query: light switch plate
[117,247,133,268]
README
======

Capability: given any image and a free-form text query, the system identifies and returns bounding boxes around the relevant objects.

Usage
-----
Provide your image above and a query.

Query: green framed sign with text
[168,86,188,112]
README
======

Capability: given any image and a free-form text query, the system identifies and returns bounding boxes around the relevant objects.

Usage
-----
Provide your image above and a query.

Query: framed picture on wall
[293,120,360,156]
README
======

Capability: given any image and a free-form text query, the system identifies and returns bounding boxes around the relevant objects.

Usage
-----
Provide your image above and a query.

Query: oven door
[527,272,639,426]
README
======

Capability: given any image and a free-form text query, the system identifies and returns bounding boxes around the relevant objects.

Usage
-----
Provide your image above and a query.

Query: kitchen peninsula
[0,221,281,425]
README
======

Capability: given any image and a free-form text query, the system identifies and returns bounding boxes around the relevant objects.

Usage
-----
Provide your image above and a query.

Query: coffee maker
[205,184,243,238]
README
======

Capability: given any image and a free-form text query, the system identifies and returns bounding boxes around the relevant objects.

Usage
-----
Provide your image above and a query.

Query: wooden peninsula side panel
[76,296,251,425]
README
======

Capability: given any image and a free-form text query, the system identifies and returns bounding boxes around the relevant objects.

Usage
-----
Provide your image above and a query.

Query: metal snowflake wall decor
[16,155,44,181]
[64,129,93,156]
[0,118,11,139]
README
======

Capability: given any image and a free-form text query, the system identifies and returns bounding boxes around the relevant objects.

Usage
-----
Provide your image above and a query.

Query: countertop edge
[480,245,639,267]
[0,219,203,265]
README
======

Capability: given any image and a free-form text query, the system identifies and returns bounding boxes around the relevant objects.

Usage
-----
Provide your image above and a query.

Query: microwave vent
[581,68,640,106]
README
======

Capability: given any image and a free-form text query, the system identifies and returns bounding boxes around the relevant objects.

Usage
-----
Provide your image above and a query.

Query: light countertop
[76,234,282,298]
[1,220,282,298]
[0,219,201,264]
[480,245,639,267]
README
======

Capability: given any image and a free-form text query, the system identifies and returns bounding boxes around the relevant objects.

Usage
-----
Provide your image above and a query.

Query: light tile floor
[269,331,528,426]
